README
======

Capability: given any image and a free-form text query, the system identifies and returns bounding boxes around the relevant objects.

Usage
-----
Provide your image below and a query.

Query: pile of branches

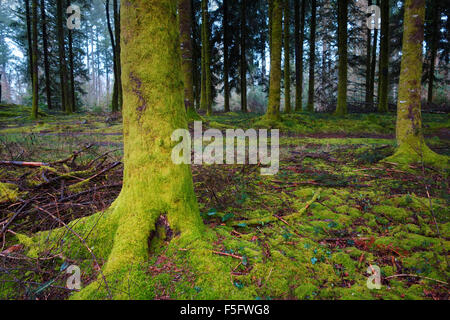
[0,144,123,299]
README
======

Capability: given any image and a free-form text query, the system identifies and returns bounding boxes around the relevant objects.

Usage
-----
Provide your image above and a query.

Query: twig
[385,274,448,286]
[212,250,243,260]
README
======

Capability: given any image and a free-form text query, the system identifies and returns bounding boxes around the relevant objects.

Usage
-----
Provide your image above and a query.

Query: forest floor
[0,104,448,300]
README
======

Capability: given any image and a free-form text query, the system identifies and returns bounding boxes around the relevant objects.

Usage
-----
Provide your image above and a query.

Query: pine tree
[335,0,348,115]
[266,0,282,121]
[306,0,316,112]
[31,0,38,119]
[283,0,291,113]
[240,0,247,112]
[294,0,305,112]
[377,0,389,113]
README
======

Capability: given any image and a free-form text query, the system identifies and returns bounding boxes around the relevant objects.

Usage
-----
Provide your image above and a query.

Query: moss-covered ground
[0,104,448,300]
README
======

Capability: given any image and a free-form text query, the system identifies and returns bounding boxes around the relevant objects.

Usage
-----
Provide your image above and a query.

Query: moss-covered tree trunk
[377,0,389,113]
[306,0,316,112]
[335,0,348,116]
[40,0,52,110]
[266,0,282,121]
[179,0,199,119]
[56,0,72,113]
[283,0,291,113]
[223,0,230,112]
[240,0,247,113]
[200,0,212,115]
[385,0,445,167]
[427,1,439,103]
[294,0,305,112]
[67,0,204,298]
[31,0,38,119]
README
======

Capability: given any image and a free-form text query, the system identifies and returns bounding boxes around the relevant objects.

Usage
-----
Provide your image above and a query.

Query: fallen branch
[0,161,50,167]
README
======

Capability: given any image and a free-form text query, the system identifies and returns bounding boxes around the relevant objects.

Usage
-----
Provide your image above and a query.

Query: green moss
[294,283,318,299]
[373,205,409,222]
[0,182,20,203]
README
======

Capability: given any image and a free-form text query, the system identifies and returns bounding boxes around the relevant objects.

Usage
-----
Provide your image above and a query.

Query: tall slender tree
[179,0,198,119]
[377,0,389,113]
[56,0,72,113]
[335,0,348,115]
[200,0,212,115]
[284,0,291,113]
[306,0,316,112]
[369,0,379,108]
[24,0,33,89]
[266,0,282,121]
[40,0,52,110]
[240,0,247,112]
[385,0,445,167]
[427,1,439,103]
[67,0,76,111]
[294,0,305,112]
[365,4,372,107]
[106,0,119,112]
[223,0,230,112]
[31,0,38,119]
[113,0,122,110]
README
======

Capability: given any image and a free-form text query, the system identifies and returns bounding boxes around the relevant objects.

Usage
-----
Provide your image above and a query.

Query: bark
[377,0,389,113]
[40,0,52,110]
[223,0,230,112]
[306,0,316,112]
[427,1,439,103]
[294,0,305,112]
[335,0,348,115]
[386,0,444,167]
[31,0,38,119]
[284,0,291,113]
[240,0,247,112]
[266,0,282,121]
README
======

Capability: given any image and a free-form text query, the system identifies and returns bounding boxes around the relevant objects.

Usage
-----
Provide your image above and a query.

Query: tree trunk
[179,0,198,118]
[223,0,230,112]
[284,0,291,113]
[369,2,379,108]
[67,0,75,112]
[56,0,72,113]
[24,0,33,90]
[294,0,305,112]
[113,0,122,110]
[66,0,204,298]
[385,0,444,167]
[335,0,348,115]
[377,0,389,113]
[31,0,38,119]
[40,0,52,110]
[266,0,282,121]
[427,1,439,103]
[365,8,372,107]
[240,0,247,112]
[106,0,119,112]
[306,0,316,112]
[200,0,212,115]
